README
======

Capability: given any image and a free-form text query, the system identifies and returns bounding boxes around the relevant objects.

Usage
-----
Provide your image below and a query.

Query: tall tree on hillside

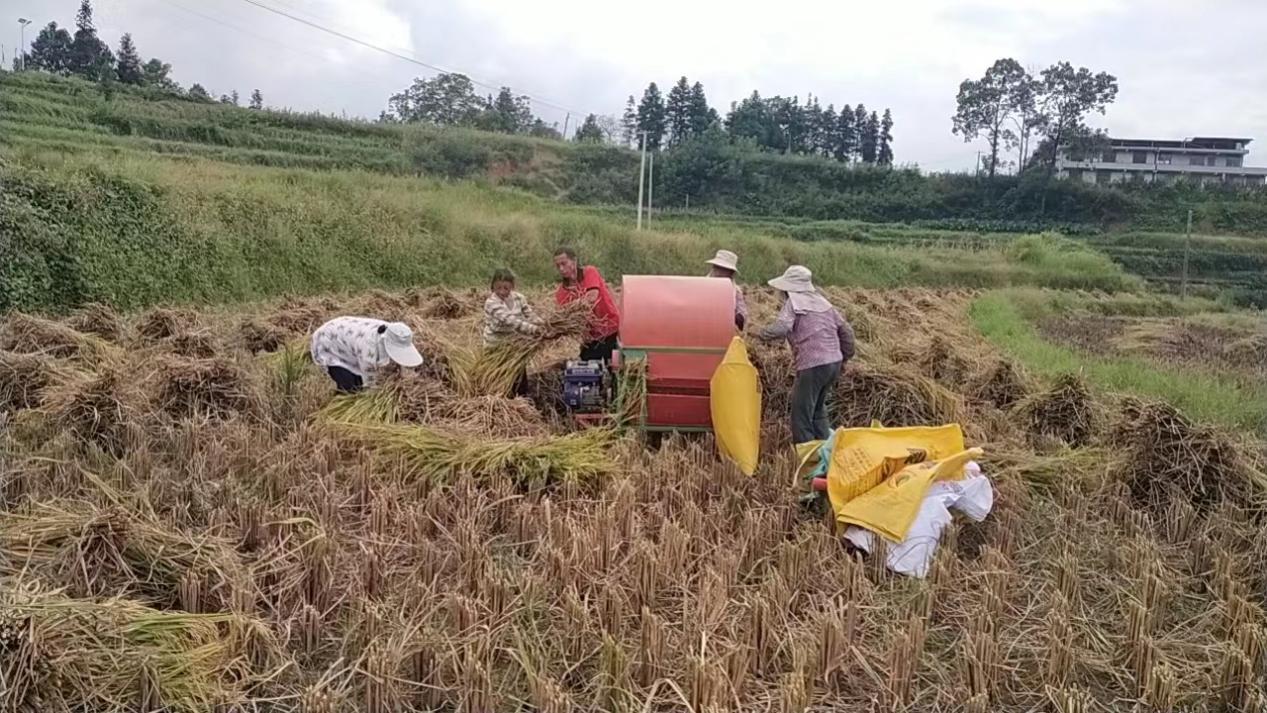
[69,0,114,81]
[573,114,605,143]
[772,96,803,153]
[528,119,562,140]
[853,104,869,161]
[877,108,894,166]
[483,87,533,133]
[687,81,717,137]
[636,82,667,150]
[250,89,264,110]
[834,104,855,161]
[115,33,143,85]
[725,91,775,148]
[188,83,212,102]
[1033,61,1118,172]
[951,58,1032,178]
[388,73,486,126]
[665,77,693,147]
[803,96,824,156]
[861,111,880,164]
[27,22,74,74]
[621,95,638,147]
[141,58,178,92]
[820,105,837,158]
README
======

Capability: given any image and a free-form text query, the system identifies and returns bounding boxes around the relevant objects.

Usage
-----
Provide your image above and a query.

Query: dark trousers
[580,333,619,364]
[327,366,365,394]
[791,361,841,444]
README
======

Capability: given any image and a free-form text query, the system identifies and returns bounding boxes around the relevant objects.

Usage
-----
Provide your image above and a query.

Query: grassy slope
[970,290,1267,432]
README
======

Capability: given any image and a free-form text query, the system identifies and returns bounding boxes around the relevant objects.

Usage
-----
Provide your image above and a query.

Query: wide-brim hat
[767,265,816,293]
[383,322,424,367]
[705,249,739,273]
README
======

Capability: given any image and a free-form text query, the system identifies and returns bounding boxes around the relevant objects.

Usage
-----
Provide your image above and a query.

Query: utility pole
[562,112,570,141]
[18,18,32,71]
[636,131,647,230]
[1181,208,1193,300]
[647,153,654,226]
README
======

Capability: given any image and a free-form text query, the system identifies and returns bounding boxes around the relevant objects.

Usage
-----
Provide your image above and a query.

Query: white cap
[706,249,739,273]
[767,265,816,293]
[381,322,424,367]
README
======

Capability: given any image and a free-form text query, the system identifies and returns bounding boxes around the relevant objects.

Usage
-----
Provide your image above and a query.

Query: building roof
[1108,137,1251,152]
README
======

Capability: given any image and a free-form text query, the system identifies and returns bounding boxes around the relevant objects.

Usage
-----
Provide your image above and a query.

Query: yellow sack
[710,337,761,476]
[837,448,984,542]
[824,423,966,516]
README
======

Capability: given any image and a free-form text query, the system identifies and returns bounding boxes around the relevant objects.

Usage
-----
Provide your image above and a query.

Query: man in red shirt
[553,246,620,363]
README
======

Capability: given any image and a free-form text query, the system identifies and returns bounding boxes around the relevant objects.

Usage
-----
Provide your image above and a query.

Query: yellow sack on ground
[837,448,984,542]
[824,424,966,516]
[710,337,761,475]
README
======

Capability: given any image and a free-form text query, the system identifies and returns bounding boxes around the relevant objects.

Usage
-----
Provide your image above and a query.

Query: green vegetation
[971,291,1267,432]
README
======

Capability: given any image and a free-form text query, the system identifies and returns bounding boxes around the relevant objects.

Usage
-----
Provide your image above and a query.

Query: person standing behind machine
[755,265,855,444]
[705,249,747,331]
[553,246,621,364]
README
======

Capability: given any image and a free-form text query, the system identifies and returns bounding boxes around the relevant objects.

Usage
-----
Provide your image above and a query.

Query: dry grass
[1014,373,1099,448]
[1,287,1265,712]
[134,307,201,343]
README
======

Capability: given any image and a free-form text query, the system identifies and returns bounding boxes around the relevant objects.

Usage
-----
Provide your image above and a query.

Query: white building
[1056,137,1267,187]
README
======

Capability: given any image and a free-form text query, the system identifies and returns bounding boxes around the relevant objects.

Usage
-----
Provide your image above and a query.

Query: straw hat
[381,322,424,367]
[767,265,816,293]
[705,249,739,273]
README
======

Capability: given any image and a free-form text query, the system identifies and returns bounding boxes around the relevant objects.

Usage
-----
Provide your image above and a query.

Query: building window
[1101,150,1116,163]
[1132,151,1148,164]
[1157,153,1172,165]
[1189,156,1207,166]
[1226,156,1243,168]
[1095,170,1113,184]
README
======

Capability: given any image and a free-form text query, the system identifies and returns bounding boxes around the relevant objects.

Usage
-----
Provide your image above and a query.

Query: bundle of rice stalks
[988,446,1112,491]
[321,384,401,426]
[0,312,118,364]
[42,366,137,456]
[750,346,796,420]
[66,302,126,343]
[525,361,567,418]
[135,307,200,343]
[1112,399,1267,511]
[612,358,648,429]
[449,302,590,398]
[1014,374,1100,447]
[834,361,963,428]
[426,394,551,438]
[150,356,261,421]
[917,335,970,386]
[0,500,249,608]
[344,422,615,487]
[0,584,270,712]
[268,301,330,333]
[238,318,291,354]
[0,351,68,412]
[164,331,219,359]
[424,289,468,319]
[971,360,1028,409]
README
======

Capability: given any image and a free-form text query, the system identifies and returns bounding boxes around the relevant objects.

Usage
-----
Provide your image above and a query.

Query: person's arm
[488,298,542,336]
[734,288,748,331]
[838,314,856,362]
[757,300,795,341]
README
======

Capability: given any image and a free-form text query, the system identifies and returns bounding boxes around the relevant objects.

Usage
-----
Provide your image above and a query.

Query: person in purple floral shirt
[756,265,855,444]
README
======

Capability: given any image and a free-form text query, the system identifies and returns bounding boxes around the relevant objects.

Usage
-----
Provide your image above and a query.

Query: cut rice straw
[449,301,591,398]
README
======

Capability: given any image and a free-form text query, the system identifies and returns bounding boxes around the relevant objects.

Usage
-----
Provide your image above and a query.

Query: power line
[234,0,594,119]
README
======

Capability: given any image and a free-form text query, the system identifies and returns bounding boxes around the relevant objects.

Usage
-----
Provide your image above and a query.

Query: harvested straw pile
[237,318,290,354]
[135,307,199,342]
[0,351,65,412]
[42,366,136,455]
[917,335,969,386]
[268,300,329,333]
[1112,399,1267,510]
[971,359,1028,409]
[164,331,219,359]
[1014,374,1099,447]
[0,312,116,363]
[66,302,126,343]
[834,361,963,428]
[150,356,261,421]
[525,360,567,417]
[0,500,249,608]
[449,301,590,398]
[424,289,468,319]
[344,422,614,487]
[0,584,269,712]
[427,394,551,437]
[613,358,648,429]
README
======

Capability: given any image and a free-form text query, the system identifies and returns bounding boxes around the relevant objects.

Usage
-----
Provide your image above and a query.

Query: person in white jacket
[310,316,424,393]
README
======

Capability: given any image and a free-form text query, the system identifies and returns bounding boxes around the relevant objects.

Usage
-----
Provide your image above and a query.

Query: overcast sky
[4,0,1266,171]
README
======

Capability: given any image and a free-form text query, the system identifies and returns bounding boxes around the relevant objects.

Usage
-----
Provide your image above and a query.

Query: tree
[388,73,485,126]
[188,83,212,102]
[68,0,115,81]
[951,58,1033,178]
[820,105,837,158]
[853,104,870,161]
[141,58,178,92]
[877,109,894,166]
[574,114,605,143]
[687,81,717,138]
[27,22,74,74]
[621,95,638,147]
[1034,62,1118,172]
[665,77,693,147]
[861,111,880,164]
[725,91,776,149]
[834,104,855,161]
[231,89,240,106]
[481,87,533,133]
[596,115,620,143]
[249,89,264,110]
[636,82,667,150]
[528,119,561,140]
[115,34,143,85]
